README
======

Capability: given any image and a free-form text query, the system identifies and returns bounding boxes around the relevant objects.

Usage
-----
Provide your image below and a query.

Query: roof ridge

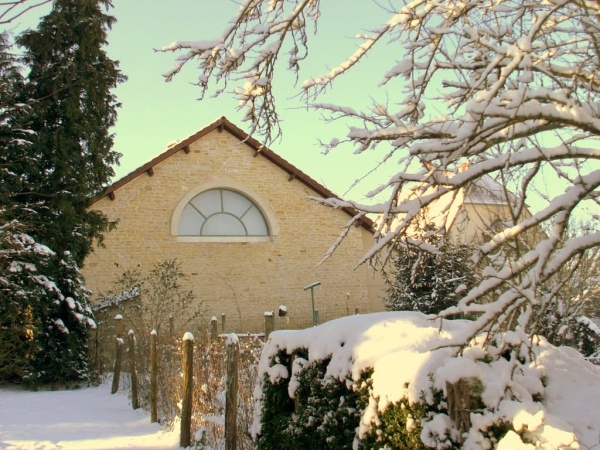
[93,117,374,231]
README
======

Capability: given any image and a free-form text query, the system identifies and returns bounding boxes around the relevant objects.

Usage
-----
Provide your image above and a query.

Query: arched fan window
[177,188,269,237]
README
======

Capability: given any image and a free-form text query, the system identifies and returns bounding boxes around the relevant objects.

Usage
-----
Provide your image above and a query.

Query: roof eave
[93,116,374,232]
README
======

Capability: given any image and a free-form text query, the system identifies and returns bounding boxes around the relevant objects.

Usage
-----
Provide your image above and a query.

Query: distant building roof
[465,174,519,206]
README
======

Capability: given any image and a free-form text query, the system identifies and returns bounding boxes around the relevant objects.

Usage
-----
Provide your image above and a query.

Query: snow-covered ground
[0,381,179,449]
[2,313,600,449]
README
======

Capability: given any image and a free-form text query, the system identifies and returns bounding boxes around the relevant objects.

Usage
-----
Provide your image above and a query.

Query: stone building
[82,117,385,334]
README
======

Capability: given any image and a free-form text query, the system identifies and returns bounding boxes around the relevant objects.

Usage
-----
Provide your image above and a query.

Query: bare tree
[0,0,50,25]
[163,0,600,346]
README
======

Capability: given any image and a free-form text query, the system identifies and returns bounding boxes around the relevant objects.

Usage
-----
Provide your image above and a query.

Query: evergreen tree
[0,220,96,385]
[17,0,124,265]
[0,1,123,385]
[385,227,477,315]
[28,250,96,384]
[0,32,35,213]
[1,31,98,385]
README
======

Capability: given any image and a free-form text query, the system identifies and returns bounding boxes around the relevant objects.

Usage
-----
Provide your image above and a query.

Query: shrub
[257,351,363,450]
[252,313,596,449]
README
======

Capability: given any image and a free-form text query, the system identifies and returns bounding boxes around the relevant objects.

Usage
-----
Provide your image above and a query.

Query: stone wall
[83,128,385,335]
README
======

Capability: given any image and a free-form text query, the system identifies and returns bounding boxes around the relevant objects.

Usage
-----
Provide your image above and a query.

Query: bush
[256,353,429,449]
[537,311,599,359]
[384,225,477,315]
[257,351,362,449]
[252,313,597,449]
[254,349,526,449]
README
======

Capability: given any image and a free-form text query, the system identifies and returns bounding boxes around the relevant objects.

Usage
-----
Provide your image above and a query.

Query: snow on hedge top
[254,312,600,448]
[258,312,468,404]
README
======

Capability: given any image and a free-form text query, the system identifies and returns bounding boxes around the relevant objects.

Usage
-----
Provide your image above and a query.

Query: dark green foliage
[354,371,427,449]
[255,354,427,449]
[0,221,96,386]
[255,351,525,449]
[0,32,35,215]
[0,221,45,382]
[360,396,426,449]
[28,251,96,385]
[537,311,599,358]
[385,227,477,315]
[290,358,361,449]
[17,0,124,265]
[567,318,599,357]
[256,352,296,449]
[0,0,122,386]
[257,352,363,450]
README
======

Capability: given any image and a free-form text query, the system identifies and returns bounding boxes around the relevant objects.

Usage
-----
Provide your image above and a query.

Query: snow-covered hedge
[251,312,600,449]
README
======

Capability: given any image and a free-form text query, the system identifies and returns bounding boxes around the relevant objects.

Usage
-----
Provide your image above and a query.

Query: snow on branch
[165,0,600,344]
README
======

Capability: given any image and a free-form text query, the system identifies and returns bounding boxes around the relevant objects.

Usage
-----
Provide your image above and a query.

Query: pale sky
[11,1,597,220]
[102,0,393,202]
[9,0,393,202]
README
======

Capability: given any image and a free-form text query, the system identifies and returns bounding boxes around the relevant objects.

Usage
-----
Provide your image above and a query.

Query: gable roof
[94,116,374,231]
[464,174,519,206]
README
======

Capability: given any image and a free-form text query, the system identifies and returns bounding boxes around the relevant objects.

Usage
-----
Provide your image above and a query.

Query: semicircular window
[178,189,269,237]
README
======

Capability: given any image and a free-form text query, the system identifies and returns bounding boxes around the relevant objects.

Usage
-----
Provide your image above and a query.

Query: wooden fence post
[225,334,239,450]
[111,314,123,394]
[129,330,139,410]
[180,332,194,448]
[150,329,158,423]
[221,313,226,334]
[210,316,218,340]
[264,311,274,338]
[446,379,471,443]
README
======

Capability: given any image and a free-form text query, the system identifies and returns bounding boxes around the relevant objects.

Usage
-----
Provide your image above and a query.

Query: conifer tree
[17,0,124,265]
[0,0,123,385]
[0,32,33,212]
[28,250,96,384]
[385,226,477,315]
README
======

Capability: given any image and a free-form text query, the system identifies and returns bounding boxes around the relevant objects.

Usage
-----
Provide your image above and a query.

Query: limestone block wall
[83,129,385,335]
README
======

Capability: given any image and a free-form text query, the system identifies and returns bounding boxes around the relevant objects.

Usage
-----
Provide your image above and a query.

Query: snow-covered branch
[165,0,600,344]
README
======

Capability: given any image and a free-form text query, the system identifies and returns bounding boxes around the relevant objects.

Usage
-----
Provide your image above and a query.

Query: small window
[177,189,269,237]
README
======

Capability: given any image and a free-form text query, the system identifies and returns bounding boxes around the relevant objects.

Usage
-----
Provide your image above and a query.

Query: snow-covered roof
[464,174,519,206]
[375,172,523,237]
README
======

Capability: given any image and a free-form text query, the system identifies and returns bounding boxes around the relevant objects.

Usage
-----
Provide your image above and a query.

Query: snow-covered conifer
[17,0,124,265]
[385,226,477,315]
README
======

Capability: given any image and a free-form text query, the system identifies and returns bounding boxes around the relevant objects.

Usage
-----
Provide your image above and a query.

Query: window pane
[178,188,270,237]
[178,204,204,235]
[244,206,269,235]
[191,190,221,216]
[202,213,246,236]
[222,190,252,217]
